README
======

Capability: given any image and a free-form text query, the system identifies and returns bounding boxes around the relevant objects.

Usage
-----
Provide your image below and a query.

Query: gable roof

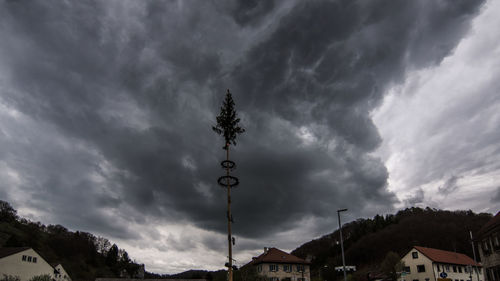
[0,247,31,259]
[250,248,310,265]
[413,246,480,266]
[477,212,500,238]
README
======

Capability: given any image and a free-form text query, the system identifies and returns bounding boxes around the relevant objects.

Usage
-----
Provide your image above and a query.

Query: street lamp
[337,209,348,281]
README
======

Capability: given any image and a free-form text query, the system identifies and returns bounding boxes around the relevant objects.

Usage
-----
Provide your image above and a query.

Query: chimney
[264,247,269,254]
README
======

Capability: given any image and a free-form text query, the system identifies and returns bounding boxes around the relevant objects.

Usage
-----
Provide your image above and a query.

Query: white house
[247,247,311,281]
[0,247,61,281]
[52,263,72,281]
[399,246,483,281]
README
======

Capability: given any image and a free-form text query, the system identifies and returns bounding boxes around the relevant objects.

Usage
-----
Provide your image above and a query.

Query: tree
[212,89,245,149]
[380,251,404,281]
[0,200,17,222]
[106,244,119,267]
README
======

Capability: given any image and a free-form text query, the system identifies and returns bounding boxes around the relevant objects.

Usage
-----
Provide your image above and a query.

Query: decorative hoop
[217,175,239,188]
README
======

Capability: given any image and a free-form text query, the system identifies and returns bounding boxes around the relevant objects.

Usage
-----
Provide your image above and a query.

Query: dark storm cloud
[0,0,485,247]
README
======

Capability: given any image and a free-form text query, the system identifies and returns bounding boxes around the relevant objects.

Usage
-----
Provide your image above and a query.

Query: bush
[1,275,20,281]
[28,275,52,281]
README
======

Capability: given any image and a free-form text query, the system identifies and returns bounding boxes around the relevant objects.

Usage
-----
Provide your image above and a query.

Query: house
[247,247,311,281]
[0,247,56,281]
[476,212,500,281]
[52,263,72,281]
[399,246,483,281]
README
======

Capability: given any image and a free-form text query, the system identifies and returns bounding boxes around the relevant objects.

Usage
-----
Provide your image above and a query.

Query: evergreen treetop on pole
[212,89,245,149]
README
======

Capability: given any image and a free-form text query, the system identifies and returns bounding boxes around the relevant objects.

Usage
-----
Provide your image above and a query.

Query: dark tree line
[0,200,144,281]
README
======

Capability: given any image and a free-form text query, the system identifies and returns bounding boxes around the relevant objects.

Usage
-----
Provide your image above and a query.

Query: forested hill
[0,200,152,281]
[291,207,492,280]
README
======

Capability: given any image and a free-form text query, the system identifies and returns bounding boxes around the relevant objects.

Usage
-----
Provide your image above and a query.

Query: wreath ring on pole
[217,175,239,188]
[221,160,236,170]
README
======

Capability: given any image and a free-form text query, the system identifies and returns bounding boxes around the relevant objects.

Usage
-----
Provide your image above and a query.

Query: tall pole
[213,89,244,281]
[227,144,233,281]
[338,209,348,281]
[469,231,480,281]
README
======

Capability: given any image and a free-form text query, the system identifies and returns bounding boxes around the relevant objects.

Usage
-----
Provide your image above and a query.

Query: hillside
[0,200,145,280]
[291,207,492,281]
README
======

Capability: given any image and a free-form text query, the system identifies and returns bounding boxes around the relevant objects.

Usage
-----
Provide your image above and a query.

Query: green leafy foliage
[213,89,245,149]
[380,251,404,281]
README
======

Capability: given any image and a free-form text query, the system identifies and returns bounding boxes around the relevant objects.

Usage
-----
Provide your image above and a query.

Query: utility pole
[469,231,480,281]
[337,209,348,281]
[213,89,245,281]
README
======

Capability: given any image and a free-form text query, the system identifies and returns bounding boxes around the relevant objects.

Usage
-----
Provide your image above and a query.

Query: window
[417,265,426,273]
[437,264,441,271]
[493,235,500,250]
[22,255,27,261]
[483,240,491,255]
[258,265,262,272]
[32,257,37,263]
[297,265,305,272]
[459,267,462,273]
[404,266,411,273]
[284,265,292,272]
[269,264,278,272]
[453,266,457,272]
[446,265,450,272]
[412,252,419,259]
[269,278,279,281]
[425,279,429,281]
[413,279,419,281]
[298,278,306,281]
[27,256,32,262]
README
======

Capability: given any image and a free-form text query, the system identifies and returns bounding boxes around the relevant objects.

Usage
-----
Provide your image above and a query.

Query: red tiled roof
[250,248,310,265]
[414,246,480,267]
[0,247,31,259]
[477,211,500,237]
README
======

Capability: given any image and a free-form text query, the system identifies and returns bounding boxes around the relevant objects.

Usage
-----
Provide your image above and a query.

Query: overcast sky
[1,0,499,274]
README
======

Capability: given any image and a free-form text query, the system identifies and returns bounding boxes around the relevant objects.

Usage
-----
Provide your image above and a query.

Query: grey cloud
[438,175,461,195]
[0,0,485,257]
[404,188,425,206]
[492,187,500,203]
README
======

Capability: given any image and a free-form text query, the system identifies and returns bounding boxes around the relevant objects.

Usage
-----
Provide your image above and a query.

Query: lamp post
[337,209,348,281]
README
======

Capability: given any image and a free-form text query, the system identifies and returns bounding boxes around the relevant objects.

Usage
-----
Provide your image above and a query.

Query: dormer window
[412,252,418,259]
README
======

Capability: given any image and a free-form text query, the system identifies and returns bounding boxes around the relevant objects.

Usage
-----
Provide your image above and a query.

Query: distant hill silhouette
[0,200,146,281]
[1,200,492,281]
[291,207,492,281]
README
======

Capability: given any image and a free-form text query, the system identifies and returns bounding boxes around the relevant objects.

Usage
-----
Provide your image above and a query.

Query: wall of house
[257,263,310,281]
[400,249,436,281]
[0,249,55,281]
[478,226,500,281]
[54,264,72,281]
[432,263,483,281]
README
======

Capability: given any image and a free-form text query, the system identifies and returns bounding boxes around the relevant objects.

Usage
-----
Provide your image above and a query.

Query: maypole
[213,89,245,281]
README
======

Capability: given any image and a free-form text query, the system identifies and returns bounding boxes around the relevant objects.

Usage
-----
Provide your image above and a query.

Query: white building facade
[399,246,483,281]
[0,247,56,281]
